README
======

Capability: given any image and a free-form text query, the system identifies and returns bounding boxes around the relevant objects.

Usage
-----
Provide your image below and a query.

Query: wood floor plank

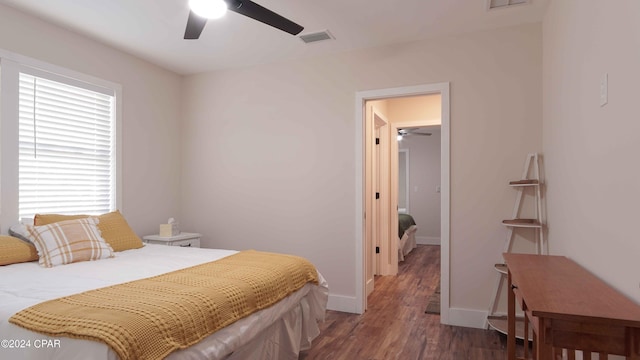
[300,245,524,359]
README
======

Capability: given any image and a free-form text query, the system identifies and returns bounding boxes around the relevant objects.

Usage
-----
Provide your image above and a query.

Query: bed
[398,213,417,261]
[0,214,328,360]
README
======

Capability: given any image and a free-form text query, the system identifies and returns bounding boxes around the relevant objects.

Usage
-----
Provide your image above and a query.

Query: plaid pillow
[34,210,143,252]
[27,217,114,268]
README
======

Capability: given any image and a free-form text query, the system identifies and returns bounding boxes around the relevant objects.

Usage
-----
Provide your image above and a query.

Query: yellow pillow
[0,235,38,266]
[34,210,143,252]
[27,218,114,268]
[34,214,86,224]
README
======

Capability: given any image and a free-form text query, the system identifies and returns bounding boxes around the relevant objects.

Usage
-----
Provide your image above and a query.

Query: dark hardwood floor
[300,245,519,359]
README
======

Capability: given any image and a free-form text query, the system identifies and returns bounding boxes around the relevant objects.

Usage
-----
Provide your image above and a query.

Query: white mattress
[0,244,328,360]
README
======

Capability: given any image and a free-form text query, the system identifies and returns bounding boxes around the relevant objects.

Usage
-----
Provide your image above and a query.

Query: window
[0,53,121,228]
[18,73,115,219]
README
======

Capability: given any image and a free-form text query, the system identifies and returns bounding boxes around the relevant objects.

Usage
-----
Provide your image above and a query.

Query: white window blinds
[18,72,115,219]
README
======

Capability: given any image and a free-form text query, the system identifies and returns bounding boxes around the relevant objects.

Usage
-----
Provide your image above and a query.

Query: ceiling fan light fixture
[189,0,228,19]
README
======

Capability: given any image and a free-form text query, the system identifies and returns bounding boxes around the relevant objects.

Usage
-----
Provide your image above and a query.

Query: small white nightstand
[142,232,201,248]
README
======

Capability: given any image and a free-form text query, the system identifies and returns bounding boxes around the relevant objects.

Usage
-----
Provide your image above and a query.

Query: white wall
[399,130,442,243]
[543,1,640,302]
[0,4,183,236]
[181,23,542,322]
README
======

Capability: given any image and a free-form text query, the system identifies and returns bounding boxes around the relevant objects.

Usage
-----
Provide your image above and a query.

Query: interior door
[364,106,376,298]
[374,125,382,276]
[364,105,390,298]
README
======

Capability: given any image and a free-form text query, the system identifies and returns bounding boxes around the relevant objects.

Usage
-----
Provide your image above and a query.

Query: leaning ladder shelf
[486,153,545,341]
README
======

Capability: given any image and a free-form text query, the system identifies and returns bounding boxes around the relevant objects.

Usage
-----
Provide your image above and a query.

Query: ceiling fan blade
[398,129,433,136]
[227,0,303,35]
[184,10,208,39]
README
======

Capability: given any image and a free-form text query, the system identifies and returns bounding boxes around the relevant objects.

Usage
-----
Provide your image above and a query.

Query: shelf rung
[494,263,507,274]
[487,315,533,341]
[509,179,540,186]
[502,219,542,228]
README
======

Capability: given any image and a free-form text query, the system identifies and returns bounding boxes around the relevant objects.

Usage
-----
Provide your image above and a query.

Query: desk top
[503,253,640,327]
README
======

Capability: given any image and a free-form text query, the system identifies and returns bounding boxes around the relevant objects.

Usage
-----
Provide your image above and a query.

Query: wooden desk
[504,253,640,360]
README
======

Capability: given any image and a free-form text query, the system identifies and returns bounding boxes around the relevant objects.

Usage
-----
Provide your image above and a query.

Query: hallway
[301,245,520,359]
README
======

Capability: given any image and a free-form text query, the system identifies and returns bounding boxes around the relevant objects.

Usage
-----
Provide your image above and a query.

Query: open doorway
[364,96,441,294]
[354,83,450,325]
[397,124,442,248]
[364,96,441,276]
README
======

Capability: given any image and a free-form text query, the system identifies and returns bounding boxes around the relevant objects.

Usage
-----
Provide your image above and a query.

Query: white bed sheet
[398,224,417,262]
[0,244,328,360]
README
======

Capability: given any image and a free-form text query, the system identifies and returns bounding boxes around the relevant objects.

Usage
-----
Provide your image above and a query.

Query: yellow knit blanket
[10,250,319,360]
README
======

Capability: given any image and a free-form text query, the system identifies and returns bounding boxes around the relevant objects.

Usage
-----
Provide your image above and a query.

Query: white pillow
[9,223,33,244]
[26,217,114,268]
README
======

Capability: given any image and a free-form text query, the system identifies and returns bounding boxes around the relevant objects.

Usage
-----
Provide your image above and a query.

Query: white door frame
[398,148,410,214]
[354,82,450,324]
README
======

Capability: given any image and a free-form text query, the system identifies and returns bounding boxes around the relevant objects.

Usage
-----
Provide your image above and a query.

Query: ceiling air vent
[487,0,529,10]
[299,30,334,44]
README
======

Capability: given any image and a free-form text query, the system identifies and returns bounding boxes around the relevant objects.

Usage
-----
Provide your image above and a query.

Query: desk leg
[630,328,640,359]
[536,317,552,360]
[507,270,515,360]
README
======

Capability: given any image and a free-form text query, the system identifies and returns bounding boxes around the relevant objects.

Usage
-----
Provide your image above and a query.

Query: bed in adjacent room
[0,212,328,360]
[398,213,418,261]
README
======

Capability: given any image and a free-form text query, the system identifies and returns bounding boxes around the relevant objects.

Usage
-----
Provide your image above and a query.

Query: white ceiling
[0,0,549,75]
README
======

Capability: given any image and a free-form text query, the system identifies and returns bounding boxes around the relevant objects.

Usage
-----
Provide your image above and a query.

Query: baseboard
[416,236,441,245]
[326,294,360,314]
[446,307,488,329]
[326,298,488,329]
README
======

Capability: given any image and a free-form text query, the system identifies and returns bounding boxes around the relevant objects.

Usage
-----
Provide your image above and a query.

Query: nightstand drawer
[142,232,202,248]
[170,238,200,248]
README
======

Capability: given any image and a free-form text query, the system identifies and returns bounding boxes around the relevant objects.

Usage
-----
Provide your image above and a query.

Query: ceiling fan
[398,128,432,138]
[184,0,304,40]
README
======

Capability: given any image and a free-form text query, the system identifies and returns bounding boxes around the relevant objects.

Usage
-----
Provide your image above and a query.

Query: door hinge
[375,138,380,145]
[375,192,380,199]
[375,246,380,254]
